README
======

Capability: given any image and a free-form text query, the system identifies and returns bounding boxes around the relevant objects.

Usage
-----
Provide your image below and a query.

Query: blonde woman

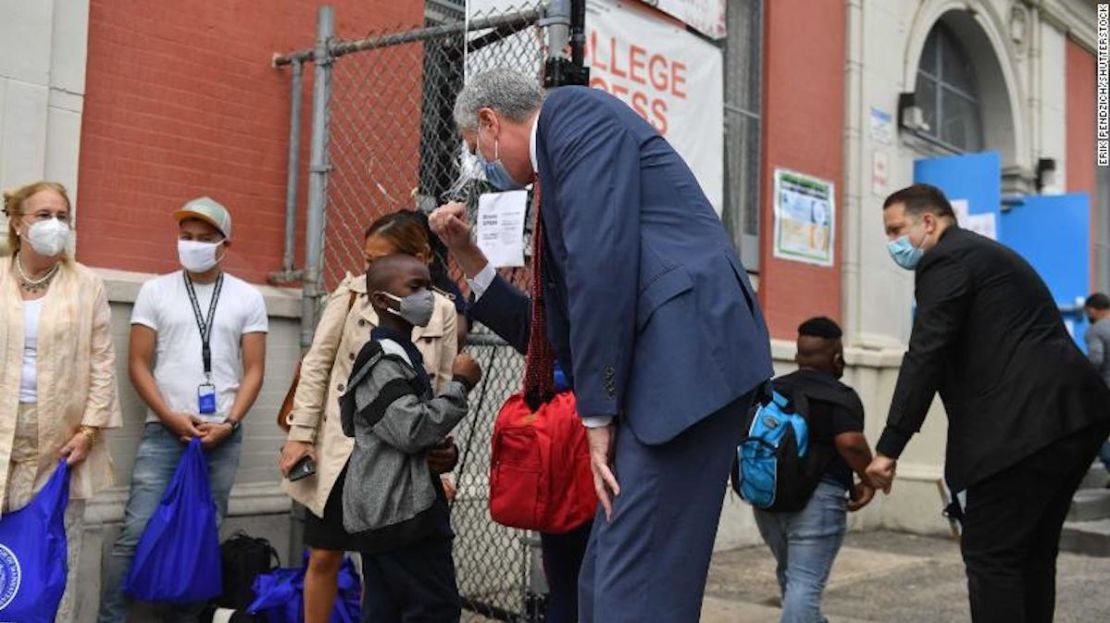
[279,210,460,623]
[0,181,122,622]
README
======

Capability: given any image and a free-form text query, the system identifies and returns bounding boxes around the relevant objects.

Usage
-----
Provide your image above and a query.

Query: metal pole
[544,0,571,59]
[281,59,303,277]
[302,5,334,351]
[543,0,589,88]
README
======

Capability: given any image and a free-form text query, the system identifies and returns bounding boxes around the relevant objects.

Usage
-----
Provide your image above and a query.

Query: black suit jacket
[877,226,1110,491]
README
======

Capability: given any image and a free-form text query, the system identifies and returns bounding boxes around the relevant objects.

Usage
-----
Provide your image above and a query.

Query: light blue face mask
[477,126,525,191]
[887,233,925,270]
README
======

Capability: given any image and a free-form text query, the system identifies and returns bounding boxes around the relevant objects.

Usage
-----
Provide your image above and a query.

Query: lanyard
[183,272,224,381]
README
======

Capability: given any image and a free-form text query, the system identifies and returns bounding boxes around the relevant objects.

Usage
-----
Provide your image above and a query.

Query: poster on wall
[585,0,724,211]
[772,169,836,267]
[643,0,727,39]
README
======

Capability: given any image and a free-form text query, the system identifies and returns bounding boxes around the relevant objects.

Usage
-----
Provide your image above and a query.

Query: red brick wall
[1065,39,1096,288]
[758,0,846,339]
[76,0,425,284]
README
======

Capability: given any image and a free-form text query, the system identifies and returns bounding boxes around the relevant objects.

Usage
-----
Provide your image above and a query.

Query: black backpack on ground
[214,532,280,614]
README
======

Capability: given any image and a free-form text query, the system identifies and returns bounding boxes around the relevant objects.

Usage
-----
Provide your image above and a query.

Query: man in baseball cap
[174,196,232,240]
[98,195,268,621]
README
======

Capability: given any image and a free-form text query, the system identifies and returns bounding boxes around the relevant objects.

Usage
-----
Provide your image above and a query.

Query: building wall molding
[1033,0,1097,52]
[95,267,304,319]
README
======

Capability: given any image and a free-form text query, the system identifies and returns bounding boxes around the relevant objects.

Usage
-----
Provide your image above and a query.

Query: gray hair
[453,69,544,131]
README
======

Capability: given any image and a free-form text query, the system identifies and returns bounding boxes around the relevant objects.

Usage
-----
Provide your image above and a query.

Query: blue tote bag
[124,438,222,603]
[248,553,361,623]
[0,459,70,622]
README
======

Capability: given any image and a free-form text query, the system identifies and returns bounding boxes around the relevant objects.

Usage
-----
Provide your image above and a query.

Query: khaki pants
[4,403,85,623]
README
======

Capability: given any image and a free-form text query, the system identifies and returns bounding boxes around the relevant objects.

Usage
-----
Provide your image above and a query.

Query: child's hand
[427,437,459,474]
[452,353,482,390]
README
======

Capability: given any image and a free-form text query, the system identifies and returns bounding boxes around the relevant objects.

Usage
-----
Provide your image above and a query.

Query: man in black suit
[866,184,1110,623]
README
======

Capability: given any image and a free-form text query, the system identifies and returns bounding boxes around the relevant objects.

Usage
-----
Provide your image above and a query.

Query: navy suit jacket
[471,86,772,445]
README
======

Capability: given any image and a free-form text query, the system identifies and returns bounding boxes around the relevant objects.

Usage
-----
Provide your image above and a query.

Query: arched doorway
[903,5,1028,194]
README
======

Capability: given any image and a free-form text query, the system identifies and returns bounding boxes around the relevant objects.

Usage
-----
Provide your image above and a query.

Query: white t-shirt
[19,298,45,404]
[131,270,268,423]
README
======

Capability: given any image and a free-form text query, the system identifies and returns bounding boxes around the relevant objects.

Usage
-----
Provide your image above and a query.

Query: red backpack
[488,391,597,534]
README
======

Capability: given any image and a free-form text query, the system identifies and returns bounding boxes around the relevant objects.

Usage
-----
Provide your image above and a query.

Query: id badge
[198,383,218,416]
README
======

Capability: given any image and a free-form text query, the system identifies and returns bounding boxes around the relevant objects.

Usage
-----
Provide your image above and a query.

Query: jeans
[98,422,242,623]
[753,480,848,623]
[1099,439,1110,473]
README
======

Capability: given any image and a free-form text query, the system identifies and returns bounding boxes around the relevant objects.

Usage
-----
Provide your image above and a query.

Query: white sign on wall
[772,169,836,267]
[464,0,724,212]
[643,0,727,39]
[951,198,997,240]
[585,0,724,212]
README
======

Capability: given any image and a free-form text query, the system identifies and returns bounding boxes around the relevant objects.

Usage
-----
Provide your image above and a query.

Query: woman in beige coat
[0,181,122,622]
[279,211,459,623]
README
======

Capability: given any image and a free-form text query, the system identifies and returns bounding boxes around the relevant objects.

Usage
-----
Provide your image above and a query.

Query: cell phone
[288,455,317,482]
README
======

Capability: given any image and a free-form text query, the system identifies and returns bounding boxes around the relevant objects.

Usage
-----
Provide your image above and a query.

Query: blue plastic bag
[248,553,361,623]
[124,438,222,603]
[0,460,70,622]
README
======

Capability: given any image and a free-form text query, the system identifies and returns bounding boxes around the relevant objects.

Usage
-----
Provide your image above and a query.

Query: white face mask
[177,240,222,273]
[23,218,71,258]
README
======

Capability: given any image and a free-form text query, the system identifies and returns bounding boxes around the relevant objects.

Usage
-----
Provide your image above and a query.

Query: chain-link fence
[276,4,552,620]
[322,4,546,292]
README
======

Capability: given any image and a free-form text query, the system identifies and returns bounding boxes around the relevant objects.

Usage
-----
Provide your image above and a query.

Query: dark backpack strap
[360,377,421,428]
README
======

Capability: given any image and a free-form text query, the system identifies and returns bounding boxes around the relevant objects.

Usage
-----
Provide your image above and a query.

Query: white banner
[464,0,724,211]
[585,0,724,211]
[644,0,726,39]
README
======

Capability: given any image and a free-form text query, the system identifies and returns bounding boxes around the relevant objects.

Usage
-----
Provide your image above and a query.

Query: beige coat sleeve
[81,277,122,429]
[435,302,458,394]
[286,283,354,443]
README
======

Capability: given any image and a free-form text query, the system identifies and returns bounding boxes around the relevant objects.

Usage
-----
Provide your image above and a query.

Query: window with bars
[722,0,763,271]
[915,24,984,153]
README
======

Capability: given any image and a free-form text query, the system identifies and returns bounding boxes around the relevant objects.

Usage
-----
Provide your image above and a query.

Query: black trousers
[540,521,592,623]
[961,421,1110,623]
[360,538,460,623]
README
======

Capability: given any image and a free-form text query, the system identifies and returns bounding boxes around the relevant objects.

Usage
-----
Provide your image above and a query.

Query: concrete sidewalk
[702,530,1110,622]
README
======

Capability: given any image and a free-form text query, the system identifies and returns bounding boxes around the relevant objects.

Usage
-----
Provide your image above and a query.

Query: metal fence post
[302,6,335,350]
[274,6,549,617]
[276,58,304,281]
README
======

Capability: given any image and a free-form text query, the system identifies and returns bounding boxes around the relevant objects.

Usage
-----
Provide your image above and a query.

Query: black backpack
[215,532,280,612]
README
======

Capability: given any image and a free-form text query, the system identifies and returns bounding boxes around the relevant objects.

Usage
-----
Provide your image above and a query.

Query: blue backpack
[733,389,828,512]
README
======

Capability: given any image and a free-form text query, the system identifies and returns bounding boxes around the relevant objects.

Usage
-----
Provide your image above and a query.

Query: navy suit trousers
[577,391,755,622]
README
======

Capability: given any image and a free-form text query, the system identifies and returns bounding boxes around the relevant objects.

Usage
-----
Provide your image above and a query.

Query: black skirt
[303,464,358,552]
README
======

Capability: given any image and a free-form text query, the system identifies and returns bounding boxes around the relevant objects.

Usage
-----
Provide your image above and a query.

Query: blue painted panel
[999,193,1091,350]
[913,152,1001,218]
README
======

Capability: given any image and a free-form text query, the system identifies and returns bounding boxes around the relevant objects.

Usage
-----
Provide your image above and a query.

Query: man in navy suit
[431,69,772,622]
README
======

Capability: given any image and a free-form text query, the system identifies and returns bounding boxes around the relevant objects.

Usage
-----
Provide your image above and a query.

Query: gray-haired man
[431,69,772,622]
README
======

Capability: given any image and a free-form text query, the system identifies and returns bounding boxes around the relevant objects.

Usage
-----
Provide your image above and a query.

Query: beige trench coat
[282,273,458,516]
[0,256,123,508]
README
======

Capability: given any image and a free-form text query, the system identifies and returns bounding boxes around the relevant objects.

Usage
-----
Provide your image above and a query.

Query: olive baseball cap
[174,196,232,239]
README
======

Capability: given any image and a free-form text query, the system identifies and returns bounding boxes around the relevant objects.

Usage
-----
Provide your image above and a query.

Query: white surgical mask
[24,218,71,257]
[177,240,222,273]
